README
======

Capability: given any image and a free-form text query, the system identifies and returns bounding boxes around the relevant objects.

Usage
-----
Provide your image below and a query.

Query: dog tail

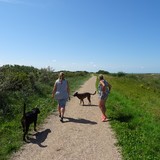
[23,102,26,117]
[91,91,96,95]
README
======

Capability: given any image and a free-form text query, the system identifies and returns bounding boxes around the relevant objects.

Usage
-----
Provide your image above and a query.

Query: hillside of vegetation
[0,65,90,160]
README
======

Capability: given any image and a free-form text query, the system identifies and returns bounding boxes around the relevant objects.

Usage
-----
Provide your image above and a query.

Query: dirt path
[11,76,121,160]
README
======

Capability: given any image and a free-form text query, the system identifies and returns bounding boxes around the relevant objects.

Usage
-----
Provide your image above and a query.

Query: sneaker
[60,117,63,123]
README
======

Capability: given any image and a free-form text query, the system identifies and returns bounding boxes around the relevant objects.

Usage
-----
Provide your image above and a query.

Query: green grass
[2,72,160,160]
[0,74,90,160]
[104,74,160,160]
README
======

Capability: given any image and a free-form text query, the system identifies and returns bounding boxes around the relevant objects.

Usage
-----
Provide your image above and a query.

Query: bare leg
[60,107,65,122]
[99,99,107,121]
[58,106,61,117]
[61,107,65,118]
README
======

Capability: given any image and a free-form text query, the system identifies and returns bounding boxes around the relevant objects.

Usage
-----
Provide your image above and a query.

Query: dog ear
[36,108,40,114]
[32,108,40,114]
[73,92,77,96]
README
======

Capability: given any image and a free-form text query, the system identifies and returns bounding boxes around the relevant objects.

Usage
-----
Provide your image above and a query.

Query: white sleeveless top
[54,79,68,100]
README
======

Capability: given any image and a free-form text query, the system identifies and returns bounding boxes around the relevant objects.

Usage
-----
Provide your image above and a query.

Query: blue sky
[0,0,160,73]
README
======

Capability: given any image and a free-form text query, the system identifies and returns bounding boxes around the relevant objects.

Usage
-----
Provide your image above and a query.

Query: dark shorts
[99,91,109,100]
[57,99,67,108]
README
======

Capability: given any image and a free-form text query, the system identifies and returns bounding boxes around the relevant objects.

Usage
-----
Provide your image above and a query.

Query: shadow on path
[63,117,97,125]
[28,129,51,147]
[82,104,98,107]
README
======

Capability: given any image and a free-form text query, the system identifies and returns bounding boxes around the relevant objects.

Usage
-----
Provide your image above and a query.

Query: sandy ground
[11,76,122,160]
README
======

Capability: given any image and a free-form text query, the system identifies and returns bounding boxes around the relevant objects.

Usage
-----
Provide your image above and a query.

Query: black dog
[21,103,40,142]
[73,91,96,105]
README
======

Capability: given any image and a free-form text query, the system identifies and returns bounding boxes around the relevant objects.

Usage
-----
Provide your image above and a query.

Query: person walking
[98,74,112,122]
[52,72,70,122]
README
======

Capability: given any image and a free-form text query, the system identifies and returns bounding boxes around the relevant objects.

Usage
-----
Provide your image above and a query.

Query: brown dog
[73,91,96,105]
[21,103,40,142]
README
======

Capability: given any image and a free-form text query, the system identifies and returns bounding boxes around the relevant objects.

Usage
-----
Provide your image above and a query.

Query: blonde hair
[99,74,104,80]
[59,72,64,79]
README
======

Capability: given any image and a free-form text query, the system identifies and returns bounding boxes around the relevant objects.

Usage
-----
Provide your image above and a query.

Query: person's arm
[52,82,57,98]
[100,80,111,92]
[67,81,70,100]
[100,80,106,92]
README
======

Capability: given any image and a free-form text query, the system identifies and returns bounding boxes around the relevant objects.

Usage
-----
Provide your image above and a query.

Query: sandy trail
[11,76,121,160]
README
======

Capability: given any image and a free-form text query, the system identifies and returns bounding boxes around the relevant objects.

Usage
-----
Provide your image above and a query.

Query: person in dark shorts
[52,72,70,122]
